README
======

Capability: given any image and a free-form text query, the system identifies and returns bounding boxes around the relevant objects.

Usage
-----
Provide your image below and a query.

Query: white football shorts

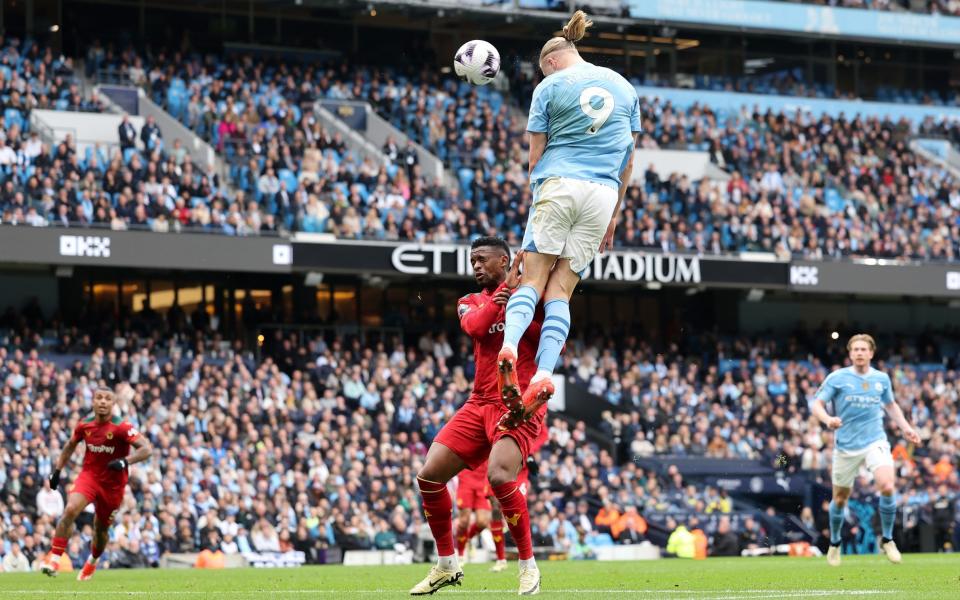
[521,176,618,276]
[831,439,893,488]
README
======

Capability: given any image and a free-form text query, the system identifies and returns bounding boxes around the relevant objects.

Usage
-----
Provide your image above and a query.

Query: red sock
[490,520,506,560]
[455,521,469,556]
[91,541,105,560]
[493,481,533,560]
[51,536,67,558]
[418,477,455,557]
[467,523,483,540]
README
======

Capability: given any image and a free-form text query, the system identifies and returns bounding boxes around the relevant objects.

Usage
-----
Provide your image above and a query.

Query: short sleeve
[527,82,550,133]
[881,375,894,405]
[814,375,836,404]
[630,93,642,133]
[123,422,141,443]
[71,424,84,443]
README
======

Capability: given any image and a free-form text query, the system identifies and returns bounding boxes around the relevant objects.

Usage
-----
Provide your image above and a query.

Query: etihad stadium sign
[293,240,787,289]
[388,242,701,284]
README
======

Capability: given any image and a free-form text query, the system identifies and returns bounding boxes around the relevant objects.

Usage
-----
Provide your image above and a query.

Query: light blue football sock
[503,285,539,351]
[535,299,570,375]
[829,500,844,545]
[879,493,897,540]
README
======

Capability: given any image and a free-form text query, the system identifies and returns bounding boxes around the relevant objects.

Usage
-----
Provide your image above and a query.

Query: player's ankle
[519,557,537,570]
[437,554,458,571]
[881,537,894,545]
[531,369,552,383]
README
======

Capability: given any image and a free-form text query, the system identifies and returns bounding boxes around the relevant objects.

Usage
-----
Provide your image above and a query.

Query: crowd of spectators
[778,0,960,17]
[5,40,960,262]
[0,303,957,571]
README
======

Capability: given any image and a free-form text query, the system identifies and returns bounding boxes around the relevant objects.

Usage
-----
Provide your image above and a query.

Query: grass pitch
[0,554,957,599]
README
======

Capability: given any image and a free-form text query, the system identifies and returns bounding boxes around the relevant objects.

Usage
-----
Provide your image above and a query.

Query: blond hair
[539,10,593,62]
[847,333,876,352]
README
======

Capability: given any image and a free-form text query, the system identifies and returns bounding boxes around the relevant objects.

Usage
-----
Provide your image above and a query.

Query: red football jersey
[457,282,543,406]
[459,460,489,489]
[71,415,140,489]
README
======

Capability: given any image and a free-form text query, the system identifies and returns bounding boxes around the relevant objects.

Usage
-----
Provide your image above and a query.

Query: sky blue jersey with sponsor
[527,62,641,191]
[814,366,894,452]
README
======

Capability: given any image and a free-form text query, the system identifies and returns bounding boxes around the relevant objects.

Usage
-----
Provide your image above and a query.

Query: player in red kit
[410,237,547,596]
[41,387,153,580]
[458,418,551,573]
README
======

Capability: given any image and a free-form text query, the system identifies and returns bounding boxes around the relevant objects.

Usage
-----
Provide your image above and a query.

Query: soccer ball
[453,40,500,86]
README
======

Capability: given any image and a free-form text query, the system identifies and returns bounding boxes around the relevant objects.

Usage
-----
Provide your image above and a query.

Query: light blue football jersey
[527,62,641,190]
[814,366,894,452]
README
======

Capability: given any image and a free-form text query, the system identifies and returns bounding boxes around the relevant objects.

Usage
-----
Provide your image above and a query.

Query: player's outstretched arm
[884,402,921,445]
[811,399,842,430]
[49,437,80,488]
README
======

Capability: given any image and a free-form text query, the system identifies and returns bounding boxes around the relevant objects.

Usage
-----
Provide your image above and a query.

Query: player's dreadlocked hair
[540,10,593,62]
[471,236,511,260]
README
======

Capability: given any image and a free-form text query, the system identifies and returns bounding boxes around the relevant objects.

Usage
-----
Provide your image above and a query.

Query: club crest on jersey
[85,430,91,437]
[106,432,113,440]
[862,382,869,391]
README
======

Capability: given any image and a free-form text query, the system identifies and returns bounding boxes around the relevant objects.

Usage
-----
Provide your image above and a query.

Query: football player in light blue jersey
[811,334,921,567]
[496,11,642,434]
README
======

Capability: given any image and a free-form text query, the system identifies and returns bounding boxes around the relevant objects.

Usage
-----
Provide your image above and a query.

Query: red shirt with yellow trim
[457,283,543,406]
[71,415,140,488]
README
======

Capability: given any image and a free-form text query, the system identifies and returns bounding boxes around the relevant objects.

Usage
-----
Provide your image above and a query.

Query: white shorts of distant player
[521,176,618,277]
[831,439,894,488]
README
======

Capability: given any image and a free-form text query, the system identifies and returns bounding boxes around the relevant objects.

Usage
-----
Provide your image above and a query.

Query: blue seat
[278,169,298,191]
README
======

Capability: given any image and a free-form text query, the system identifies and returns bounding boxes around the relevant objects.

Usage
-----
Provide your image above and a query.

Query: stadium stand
[1,309,957,567]
[2,43,957,263]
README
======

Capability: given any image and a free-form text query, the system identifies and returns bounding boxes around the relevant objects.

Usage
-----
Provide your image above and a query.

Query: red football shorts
[70,472,124,525]
[456,481,493,511]
[434,400,545,471]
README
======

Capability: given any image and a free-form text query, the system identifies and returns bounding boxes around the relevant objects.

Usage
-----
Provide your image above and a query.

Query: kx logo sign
[59,235,111,258]
[790,265,819,286]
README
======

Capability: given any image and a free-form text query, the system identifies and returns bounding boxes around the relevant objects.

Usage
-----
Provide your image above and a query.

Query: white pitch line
[0,590,896,596]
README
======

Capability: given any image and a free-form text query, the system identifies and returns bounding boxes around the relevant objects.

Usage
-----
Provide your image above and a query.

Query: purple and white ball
[453,40,501,86]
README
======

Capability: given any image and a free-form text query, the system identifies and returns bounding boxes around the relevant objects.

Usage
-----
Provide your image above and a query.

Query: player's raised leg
[488,437,539,595]
[499,250,555,413]
[410,443,467,595]
[518,259,580,419]
[42,492,90,576]
[874,463,901,563]
[78,515,110,581]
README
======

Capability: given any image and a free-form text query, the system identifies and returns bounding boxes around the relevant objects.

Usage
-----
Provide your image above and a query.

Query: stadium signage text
[0,227,290,273]
[292,240,786,289]
[789,265,819,287]
[389,243,701,284]
[583,253,701,284]
[59,235,111,258]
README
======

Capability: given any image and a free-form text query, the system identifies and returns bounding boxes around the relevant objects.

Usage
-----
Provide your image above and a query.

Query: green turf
[0,555,957,599]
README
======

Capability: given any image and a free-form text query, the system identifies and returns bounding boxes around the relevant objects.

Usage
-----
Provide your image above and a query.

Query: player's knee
[487,464,513,489]
[879,482,896,496]
[416,466,438,483]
